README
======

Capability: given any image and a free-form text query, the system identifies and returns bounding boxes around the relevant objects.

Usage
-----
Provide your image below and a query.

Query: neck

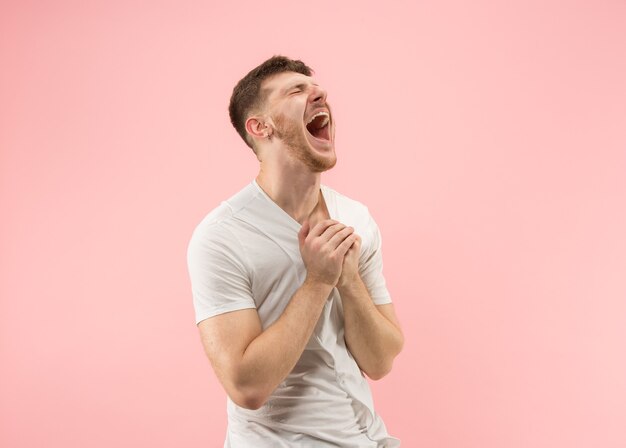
[255,163,324,225]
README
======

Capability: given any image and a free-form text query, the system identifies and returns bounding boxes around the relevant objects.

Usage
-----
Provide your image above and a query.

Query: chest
[234,226,305,328]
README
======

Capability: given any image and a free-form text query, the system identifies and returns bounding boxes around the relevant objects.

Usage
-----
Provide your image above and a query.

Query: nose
[309,85,327,104]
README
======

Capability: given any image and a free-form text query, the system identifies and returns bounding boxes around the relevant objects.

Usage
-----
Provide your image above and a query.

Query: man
[187,55,404,447]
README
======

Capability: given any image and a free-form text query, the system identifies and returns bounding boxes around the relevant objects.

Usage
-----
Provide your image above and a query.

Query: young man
[187,55,404,447]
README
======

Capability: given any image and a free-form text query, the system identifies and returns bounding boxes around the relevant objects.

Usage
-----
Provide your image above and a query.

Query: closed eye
[286,83,310,96]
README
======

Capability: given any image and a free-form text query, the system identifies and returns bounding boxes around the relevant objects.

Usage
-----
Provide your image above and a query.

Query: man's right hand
[298,219,358,287]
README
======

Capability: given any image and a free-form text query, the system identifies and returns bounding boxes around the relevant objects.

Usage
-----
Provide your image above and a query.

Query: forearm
[236,278,333,406]
[338,275,403,379]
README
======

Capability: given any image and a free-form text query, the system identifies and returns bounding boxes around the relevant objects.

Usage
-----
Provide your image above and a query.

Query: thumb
[298,220,310,247]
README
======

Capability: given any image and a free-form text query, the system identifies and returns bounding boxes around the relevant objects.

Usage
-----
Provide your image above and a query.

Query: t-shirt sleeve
[186,224,256,325]
[359,212,392,305]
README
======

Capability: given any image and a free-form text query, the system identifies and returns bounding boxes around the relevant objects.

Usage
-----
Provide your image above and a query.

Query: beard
[271,112,336,173]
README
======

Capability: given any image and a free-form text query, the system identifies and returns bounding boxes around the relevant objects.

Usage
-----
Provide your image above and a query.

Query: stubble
[272,113,336,173]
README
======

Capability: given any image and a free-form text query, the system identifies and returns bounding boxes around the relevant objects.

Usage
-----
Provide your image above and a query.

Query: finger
[298,220,310,247]
[320,223,347,242]
[327,226,354,250]
[347,234,361,252]
[308,219,339,238]
[335,233,358,257]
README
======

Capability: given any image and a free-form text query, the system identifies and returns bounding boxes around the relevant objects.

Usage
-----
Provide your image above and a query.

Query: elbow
[229,387,268,410]
[394,330,405,356]
[365,361,393,381]
[233,394,267,410]
[366,370,387,381]
[365,342,403,381]
[227,373,271,410]
[221,363,270,410]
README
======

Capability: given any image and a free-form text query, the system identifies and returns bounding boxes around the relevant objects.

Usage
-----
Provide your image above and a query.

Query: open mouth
[305,111,331,141]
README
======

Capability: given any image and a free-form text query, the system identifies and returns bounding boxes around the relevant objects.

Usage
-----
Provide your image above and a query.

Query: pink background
[2,1,625,447]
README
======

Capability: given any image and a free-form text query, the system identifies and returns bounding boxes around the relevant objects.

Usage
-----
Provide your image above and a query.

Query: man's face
[261,72,336,172]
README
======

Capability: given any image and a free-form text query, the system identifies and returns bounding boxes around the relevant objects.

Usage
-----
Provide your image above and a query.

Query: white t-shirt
[187,180,400,447]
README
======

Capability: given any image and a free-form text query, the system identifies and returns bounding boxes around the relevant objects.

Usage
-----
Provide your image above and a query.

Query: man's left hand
[337,232,361,289]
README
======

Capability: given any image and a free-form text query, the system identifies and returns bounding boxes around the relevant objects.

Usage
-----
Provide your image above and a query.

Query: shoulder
[322,184,378,228]
[322,184,381,250]
[187,183,258,253]
[322,184,371,220]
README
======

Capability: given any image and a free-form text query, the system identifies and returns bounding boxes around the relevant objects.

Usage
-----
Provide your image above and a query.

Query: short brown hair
[228,55,313,150]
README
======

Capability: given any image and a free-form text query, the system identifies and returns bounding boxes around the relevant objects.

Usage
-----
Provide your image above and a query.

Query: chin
[303,145,337,173]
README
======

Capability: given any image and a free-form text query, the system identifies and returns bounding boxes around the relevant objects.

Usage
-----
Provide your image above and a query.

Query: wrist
[337,273,362,294]
[302,275,336,295]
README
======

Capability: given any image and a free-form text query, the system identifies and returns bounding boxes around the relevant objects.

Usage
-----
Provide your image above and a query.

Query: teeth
[307,111,329,125]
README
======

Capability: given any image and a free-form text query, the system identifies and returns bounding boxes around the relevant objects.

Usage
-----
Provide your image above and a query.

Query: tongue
[310,126,327,140]
[306,115,329,140]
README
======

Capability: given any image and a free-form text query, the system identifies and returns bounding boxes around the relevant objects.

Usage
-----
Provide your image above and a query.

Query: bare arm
[337,236,404,380]
[198,279,332,409]
[198,219,357,409]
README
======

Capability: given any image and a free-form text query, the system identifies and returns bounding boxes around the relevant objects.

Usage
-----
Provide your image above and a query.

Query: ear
[245,116,273,142]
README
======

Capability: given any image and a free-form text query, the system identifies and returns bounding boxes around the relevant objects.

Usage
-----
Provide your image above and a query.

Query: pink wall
[2,1,625,447]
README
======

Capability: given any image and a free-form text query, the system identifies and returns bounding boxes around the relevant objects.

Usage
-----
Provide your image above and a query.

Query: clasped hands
[298,219,361,289]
